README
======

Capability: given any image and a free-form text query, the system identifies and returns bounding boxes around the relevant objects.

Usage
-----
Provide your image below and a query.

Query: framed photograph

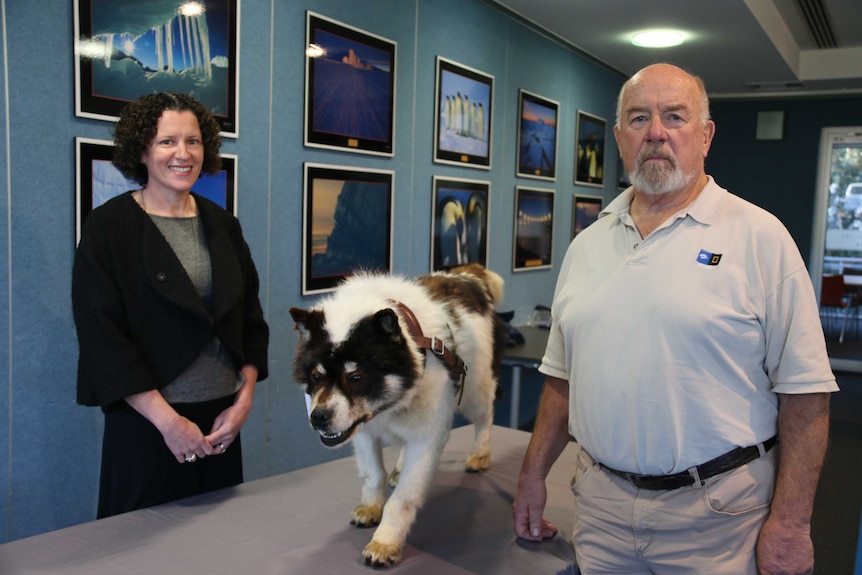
[433,57,493,169]
[516,90,559,181]
[513,187,554,271]
[304,12,396,156]
[73,0,240,137]
[431,176,489,271]
[302,163,394,295]
[574,110,606,187]
[75,137,237,245]
[617,155,631,190]
[572,194,603,240]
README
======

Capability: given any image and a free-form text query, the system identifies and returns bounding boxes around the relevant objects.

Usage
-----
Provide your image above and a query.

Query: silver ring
[218,443,225,452]
[185,454,197,463]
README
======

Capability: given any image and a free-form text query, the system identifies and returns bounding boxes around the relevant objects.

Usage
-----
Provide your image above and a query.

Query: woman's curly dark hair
[112,92,222,185]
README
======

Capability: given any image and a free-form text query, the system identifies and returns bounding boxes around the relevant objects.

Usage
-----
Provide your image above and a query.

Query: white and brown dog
[289,264,505,567]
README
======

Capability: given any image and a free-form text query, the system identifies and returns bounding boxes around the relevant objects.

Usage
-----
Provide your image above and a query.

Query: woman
[73,92,269,518]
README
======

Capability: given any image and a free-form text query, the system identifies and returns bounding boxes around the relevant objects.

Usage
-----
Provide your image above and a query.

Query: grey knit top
[150,215,242,404]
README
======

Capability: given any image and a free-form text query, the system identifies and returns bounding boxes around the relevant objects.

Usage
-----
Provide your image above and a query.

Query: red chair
[820,274,857,342]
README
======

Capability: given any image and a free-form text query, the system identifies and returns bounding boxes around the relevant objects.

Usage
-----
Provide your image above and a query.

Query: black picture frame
[433,57,493,169]
[513,186,554,271]
[73,0,240,137]
[75,137,237,245]
[572,194,603,240]
[574,110,606,187]
[302,163,394,295]
[431,176,489,271]
[516,89,559,181]
[304,12,397,156]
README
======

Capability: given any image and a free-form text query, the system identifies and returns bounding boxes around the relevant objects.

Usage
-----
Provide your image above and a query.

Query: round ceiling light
[631,30,686,48]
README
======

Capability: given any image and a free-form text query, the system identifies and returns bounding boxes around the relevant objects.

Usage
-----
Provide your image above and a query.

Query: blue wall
[0,0,625,542]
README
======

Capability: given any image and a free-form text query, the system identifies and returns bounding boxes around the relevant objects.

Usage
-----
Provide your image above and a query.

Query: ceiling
[490,0,862,99]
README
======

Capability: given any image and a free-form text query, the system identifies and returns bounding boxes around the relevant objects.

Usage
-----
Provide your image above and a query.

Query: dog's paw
[363,539,402,568]
[350,504,383,528]
[387,468,400,487]
[465,453,490,472]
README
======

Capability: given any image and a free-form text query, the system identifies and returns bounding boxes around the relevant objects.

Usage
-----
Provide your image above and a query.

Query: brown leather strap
[392,301,467,387]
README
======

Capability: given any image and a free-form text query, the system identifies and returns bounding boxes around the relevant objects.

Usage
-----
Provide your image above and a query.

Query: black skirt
[97,394,243,519]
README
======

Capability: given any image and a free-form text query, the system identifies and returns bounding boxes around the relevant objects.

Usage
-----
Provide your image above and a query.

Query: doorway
[810,127,862,371]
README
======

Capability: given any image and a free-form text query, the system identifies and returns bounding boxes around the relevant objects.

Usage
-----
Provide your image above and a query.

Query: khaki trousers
[570,446,776,574]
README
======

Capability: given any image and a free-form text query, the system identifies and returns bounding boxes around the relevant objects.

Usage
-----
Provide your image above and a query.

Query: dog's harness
[392,301,467,402]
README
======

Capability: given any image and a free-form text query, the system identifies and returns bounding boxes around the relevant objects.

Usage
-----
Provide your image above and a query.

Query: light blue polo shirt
[541,177,838,475]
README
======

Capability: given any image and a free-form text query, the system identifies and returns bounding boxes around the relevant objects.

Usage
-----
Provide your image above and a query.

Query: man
[512,63,837,575]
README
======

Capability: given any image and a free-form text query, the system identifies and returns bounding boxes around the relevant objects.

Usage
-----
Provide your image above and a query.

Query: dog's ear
[290,307,312,339]
[373,308,401,337]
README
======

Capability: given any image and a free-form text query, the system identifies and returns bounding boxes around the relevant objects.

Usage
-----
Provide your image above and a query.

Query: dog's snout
[309,407,332,431]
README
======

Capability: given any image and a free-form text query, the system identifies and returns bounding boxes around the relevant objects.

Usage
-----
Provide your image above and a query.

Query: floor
[820,309,862,573]
[814,370,862,574]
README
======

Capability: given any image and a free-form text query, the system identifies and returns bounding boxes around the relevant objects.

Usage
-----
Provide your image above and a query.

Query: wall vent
[795,0,837,48]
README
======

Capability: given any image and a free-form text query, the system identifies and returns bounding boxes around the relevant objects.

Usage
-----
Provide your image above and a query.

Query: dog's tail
[450,263,504,306]
[483,269,504,305]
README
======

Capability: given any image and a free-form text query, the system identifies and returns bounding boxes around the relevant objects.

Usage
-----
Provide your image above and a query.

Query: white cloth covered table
[0,425,579,574]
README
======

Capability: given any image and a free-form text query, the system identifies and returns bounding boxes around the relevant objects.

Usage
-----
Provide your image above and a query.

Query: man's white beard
[629,149,695,196]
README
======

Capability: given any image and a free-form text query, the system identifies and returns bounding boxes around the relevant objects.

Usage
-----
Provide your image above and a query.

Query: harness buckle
[429,336,445,356]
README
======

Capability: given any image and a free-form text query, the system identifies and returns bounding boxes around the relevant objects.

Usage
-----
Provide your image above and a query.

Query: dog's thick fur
[289,264,505,567]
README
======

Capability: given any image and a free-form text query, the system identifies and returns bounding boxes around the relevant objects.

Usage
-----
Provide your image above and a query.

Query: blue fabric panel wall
[0,0,7,545]
[224,0,281,486]
[4,0,104,541]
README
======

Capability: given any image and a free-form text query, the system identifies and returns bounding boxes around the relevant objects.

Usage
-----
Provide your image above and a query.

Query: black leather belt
[601,436,778,491]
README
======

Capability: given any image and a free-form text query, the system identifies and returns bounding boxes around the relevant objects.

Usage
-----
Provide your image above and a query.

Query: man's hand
[757,392,829,574]
[512,473,558,541]
[756,516,814,575]
[511,376,569,542]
